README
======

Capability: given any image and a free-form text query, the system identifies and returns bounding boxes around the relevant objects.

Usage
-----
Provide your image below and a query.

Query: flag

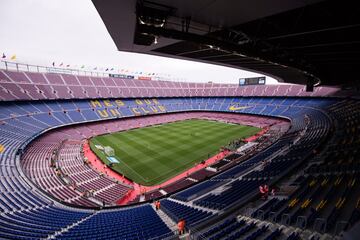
[66,64,70,67]
[52,62,55,67]
[110,68,114,71]
[1,53,6,59]
[59,62,63,66]
[105,68,109,71]
[10,54,16,60]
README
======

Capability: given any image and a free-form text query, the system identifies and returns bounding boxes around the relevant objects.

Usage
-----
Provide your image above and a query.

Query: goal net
[104,146,115,156]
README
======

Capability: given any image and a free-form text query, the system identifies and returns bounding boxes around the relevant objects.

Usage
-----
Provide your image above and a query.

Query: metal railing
[0,60,111,77]
[0,60,185,82]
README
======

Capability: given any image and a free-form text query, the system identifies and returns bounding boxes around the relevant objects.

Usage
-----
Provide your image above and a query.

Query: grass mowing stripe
[90,119,260,186]
[106,124,250,176]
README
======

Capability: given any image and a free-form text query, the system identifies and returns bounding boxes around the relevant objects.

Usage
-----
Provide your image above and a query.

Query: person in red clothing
[259,184,269,200]
[263,184,269,200]
[154,200,161,210]
[178,219,186,235]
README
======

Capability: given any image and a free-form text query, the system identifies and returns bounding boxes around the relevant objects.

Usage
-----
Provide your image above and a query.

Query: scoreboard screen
[239,77,266,86]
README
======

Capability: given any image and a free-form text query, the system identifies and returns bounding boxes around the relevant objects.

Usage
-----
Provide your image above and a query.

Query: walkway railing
[0,60,110,77]
[0,60,182,82]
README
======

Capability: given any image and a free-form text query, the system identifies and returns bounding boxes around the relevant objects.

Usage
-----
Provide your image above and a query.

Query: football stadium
[0,0,359,239]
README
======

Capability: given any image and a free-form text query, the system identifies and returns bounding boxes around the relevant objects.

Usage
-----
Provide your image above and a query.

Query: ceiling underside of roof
[93,0,360,86]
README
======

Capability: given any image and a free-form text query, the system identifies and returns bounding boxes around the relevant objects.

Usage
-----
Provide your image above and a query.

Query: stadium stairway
[150,202,178,232]
[116,189,139,205]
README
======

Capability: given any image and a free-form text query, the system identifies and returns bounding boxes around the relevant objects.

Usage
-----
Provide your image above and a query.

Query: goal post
[104,146,115,156]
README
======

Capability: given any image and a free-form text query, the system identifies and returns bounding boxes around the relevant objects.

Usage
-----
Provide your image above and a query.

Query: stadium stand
[56,205,173,240]
[245,100,360,236]
[160,199,213,227]
[19,111,281,206]
[0,68,359,239]
[0,206,91,239]
[0,69,342,101]
[22,138,132,207]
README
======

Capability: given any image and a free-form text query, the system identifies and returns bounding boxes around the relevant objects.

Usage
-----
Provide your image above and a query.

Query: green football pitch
[89,119,260,186]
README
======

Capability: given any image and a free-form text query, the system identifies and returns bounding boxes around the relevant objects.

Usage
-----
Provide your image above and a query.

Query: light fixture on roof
[154,37,158,44]
[139,18,146,25]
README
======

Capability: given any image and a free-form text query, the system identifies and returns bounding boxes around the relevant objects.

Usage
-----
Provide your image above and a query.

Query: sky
[0,0,280,84]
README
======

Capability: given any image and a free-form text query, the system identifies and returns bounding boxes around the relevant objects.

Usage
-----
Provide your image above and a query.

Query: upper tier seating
[0,69,342,101]
[56,205,173,240]
[247,99,360,234]
[197,217,287,240]
[160,199,213,227]
[0,206,90,240]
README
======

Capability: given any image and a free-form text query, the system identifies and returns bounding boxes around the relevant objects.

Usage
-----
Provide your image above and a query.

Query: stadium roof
[92,0,360,87]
